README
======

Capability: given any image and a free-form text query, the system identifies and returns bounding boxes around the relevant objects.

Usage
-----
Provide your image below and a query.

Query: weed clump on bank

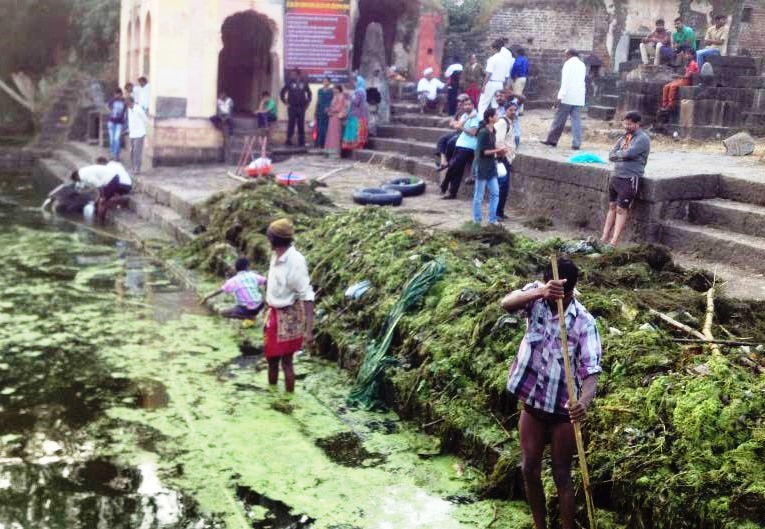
[182,183,765,529]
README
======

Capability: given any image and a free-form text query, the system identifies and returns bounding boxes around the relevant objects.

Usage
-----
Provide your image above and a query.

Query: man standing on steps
[601,111,651,247]
[541,49,586,150]
[105,88,127,161]
[478,40,507,117]
[126,97,148,175]
[280,69,312,147]
[440,98,479,200]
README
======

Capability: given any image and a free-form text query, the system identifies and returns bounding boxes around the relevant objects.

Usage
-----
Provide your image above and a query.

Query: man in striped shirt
[501,258,602,529]
[200,258,266,319]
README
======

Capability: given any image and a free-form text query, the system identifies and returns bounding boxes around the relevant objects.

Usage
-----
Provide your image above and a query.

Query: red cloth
[264,306,304,359]
[685,60,699,77]
[466,82,481,107]
[662,78,691,109]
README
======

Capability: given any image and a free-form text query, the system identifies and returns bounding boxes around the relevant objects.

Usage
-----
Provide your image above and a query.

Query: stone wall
[150,118,223,166]
[736,0,765,57]
[0,148,37,173]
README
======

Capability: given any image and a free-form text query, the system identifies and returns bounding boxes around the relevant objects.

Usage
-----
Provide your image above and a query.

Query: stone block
[733,76,765,89]
[723,132,755,156]
[155,97,188,119]
[588,105,616,121]
[641,174,720,203]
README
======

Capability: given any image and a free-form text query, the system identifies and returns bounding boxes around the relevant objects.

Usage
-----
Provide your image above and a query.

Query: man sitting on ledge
[640,19,671,66]
[697,14,728,68]
[417,68,445,114]
[660,49,698,112]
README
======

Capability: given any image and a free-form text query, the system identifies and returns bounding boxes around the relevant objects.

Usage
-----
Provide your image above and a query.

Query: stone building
[445,0,765,104]
[118,0,446,166]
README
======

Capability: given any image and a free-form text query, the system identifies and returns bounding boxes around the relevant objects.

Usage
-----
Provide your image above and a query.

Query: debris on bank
[181,182,765,529]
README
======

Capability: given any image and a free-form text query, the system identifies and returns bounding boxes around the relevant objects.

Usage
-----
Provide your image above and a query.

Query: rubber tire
[352,187,403,207]
[383,177,427,197]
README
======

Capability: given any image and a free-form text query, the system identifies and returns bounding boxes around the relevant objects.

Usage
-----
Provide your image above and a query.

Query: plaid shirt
[506,282,602,415]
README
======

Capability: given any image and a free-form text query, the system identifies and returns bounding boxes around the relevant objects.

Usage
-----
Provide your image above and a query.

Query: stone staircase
[40,141,199,245]
[659,178,765,270]
[31,79,85,154]
[587,74,620,122]
[224,116,311,166]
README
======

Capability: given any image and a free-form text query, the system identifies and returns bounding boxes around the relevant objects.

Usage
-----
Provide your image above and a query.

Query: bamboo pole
[550,254,597,529]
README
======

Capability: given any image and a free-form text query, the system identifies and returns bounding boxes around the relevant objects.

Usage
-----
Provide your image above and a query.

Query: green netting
[347,258,446,409]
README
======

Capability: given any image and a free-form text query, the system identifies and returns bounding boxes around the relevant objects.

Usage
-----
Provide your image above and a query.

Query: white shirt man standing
[499,39,515,89]
[541,48,587,150]
[478,39,508,116]
[126,97,149,175]
[137,76,150,113]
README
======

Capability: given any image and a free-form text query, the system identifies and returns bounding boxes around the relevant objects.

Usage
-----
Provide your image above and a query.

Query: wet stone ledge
[0,148,36,173]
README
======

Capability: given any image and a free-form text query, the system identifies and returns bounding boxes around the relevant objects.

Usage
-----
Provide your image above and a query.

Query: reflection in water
[0,173,218,528]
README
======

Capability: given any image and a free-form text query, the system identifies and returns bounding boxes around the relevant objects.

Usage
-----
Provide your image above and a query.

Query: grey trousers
[546,103,583,148]
[130,137,144,174]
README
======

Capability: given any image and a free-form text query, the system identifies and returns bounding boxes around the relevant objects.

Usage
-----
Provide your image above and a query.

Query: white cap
[423,67,434,76]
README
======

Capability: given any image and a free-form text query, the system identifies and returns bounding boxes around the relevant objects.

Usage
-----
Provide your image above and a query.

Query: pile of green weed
[181,193,765,529]
[178,181,332,275]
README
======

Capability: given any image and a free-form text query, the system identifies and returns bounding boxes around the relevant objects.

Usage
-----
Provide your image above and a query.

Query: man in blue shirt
[511,48,529,115]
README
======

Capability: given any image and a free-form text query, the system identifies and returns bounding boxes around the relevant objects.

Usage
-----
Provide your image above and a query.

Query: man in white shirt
[137,77,150,113]
[210,92,234,136]
[541,48,587,150]
[95,157,134,222]
[499,38,515,89]
[126,97,149,175]
[417,68,446,114]
[70,163,125,223]
[479,40,508,116]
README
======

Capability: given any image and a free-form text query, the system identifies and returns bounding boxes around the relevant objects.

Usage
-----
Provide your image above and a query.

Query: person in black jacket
[280,69,313,147]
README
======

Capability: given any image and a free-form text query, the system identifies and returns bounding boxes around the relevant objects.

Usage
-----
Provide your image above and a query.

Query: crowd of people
[106,76,150,174]
[640,15,728,69]
[210,68,371,158]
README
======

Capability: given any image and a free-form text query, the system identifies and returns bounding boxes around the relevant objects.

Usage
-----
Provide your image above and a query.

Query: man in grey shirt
[601,111,651,247]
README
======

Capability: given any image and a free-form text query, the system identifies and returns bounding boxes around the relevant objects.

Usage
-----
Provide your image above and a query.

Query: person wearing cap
[264,218,315,393]
[417,68,445,114]
[435,94,470,170]
[200,257,267,319]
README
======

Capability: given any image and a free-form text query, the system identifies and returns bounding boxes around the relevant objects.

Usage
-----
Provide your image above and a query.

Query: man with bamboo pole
[501,258,602,529]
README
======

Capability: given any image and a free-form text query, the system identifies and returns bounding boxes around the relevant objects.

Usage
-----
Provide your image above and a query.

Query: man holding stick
[501,258,602,529]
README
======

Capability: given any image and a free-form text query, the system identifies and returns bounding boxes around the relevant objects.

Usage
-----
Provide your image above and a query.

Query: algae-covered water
[0,172,531,528]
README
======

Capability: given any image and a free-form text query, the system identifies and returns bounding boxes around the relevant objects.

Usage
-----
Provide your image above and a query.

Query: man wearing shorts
[601,111,651,247]
[502,258,602,529]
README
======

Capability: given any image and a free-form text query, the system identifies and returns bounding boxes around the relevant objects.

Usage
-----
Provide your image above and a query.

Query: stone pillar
[359,22,391,133]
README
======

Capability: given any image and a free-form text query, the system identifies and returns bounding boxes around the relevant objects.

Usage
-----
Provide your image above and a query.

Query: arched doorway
[218,10,275,114]
[132,17,141,81]
[126,21,132,81]
[352,0,416,71]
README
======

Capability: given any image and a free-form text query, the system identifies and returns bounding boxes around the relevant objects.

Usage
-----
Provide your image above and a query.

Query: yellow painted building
[119,0,354,165]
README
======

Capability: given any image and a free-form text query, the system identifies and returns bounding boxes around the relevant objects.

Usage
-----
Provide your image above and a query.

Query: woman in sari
[342,75,369,151]
[325,84,346,158]
[315,77,334,148]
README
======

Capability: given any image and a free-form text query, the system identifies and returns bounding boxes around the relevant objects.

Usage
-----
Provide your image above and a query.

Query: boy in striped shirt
[501,258,602,529]
[201,258,266,319]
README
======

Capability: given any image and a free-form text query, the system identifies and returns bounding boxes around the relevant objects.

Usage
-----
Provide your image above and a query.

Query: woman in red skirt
[264,218,315,393]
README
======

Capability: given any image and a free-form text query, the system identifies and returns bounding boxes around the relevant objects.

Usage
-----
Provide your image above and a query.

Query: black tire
[352,187,403,207]
[383,177,427,197]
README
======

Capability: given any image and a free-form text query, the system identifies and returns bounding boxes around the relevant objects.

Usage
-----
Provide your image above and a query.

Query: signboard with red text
[284,0,351,83]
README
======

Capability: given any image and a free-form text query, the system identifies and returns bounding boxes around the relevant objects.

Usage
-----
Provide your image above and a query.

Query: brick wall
[736,1,765,57]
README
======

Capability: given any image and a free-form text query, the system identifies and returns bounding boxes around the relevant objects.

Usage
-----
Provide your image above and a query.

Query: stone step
[377,124,448,143]
[660,220,765,272]
[367,137,435,159]
[111,209,175,245]
[598,94,619,107]
[392,102,428,115]
[62,141,103,164]
[587,105,616,121]
[719,176,765,208]
[689,198,765,238]
[743,111,765,127]
[392,113,451,128]
[52,149,84,172]
[126,193,197,244]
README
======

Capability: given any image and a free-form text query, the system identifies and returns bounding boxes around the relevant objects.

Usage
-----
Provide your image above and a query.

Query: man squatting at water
[502,258,602,529]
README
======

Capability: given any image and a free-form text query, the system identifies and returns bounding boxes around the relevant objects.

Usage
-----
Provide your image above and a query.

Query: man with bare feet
[602,111,651,247]
[501,258,602,529]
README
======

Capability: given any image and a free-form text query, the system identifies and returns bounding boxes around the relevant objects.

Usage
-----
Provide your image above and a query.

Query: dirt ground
[515,108,765,161]
[269,154,765,301]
